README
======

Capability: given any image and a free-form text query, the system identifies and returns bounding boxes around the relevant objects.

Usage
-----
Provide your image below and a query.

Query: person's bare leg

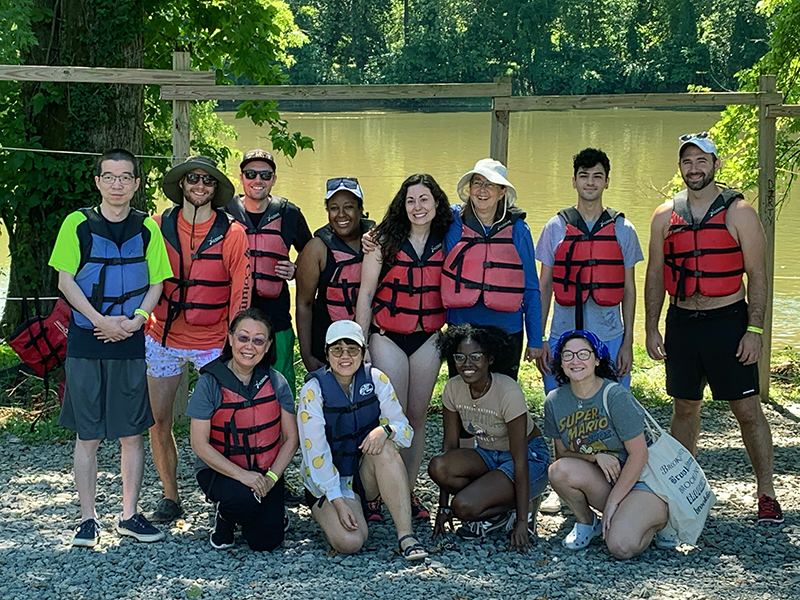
[360,443,413,540]
[119,434,145,520]
[729,395,776,498]
[428,448,490,496]
[670,398,702,455]
[403,334,440,488]
[450,470,516,521]
[310,496,368,554]
[604,490,668,560]
[74,437,102,521]
[147,373,183,502]
[548,458,612,524]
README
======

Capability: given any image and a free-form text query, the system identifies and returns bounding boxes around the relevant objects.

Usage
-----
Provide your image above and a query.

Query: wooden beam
[0,64,214,84]
[172,53,192,167]
[766,104,800,118]
[490,110,509,165]
[160,81,513,101]
[758,76,777,402]
[493,92,783,111]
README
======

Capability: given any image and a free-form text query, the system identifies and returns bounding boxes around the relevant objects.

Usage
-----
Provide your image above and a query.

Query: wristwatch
[382,424,393,438]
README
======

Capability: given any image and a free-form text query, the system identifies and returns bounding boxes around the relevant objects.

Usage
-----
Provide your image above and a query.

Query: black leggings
[197,469,285,552]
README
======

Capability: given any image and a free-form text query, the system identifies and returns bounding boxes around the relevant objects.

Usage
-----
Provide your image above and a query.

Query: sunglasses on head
[326,177,359,191]
[679,132,710,142]
[185,172,218,186]
[243,169,274,181]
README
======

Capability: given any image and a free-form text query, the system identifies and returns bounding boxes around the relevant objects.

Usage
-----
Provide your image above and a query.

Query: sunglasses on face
[679,131,710,142]
[326,177,360,191]
[453,352,486,364]
[185,172,218,187]
[328,345,362,358]
[233,333,268,347]
[243,169,274,181]
[470,179,500,190]
[561,349,594,362]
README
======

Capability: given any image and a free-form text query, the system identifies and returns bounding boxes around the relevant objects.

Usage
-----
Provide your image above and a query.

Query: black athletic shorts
[664,300,759,401]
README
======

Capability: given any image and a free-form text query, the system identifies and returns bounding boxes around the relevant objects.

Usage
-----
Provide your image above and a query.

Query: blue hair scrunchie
[554,329,610,361]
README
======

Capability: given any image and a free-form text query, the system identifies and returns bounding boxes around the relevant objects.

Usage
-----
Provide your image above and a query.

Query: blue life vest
[309,364,380,477]
[73,207,150,329]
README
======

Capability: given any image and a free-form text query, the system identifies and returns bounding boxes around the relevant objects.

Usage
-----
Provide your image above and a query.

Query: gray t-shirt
[186,362,296,474]
[536,211,643,341]
[543,379,644,466]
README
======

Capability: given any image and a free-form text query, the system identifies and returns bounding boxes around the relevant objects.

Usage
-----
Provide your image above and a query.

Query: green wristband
[747,326,763,335]
[266,470,279,483]
[134,308,149,320]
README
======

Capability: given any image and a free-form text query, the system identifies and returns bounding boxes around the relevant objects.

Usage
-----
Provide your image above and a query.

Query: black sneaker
[456,513,507,540]
[284,485,303,508]
[283,507,290,533]
[210,506,235,550]
[117,513,166,543]
[72,518,102,547]
[148,498,184,524]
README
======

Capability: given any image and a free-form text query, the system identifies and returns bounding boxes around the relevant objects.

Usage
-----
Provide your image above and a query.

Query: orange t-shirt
[147,209,251,350]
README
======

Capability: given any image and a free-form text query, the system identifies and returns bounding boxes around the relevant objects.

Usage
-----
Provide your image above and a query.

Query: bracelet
[265,470,279,483]
[542,335,548,342]
[134,308,149,320]
[747,326,763,335]
[437,506,452,515]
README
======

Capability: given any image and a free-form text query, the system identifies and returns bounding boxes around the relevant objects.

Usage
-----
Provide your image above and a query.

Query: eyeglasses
[679,132,710,142]
[453,352,486,364]
[561,349,594,362]
[234,334,268,347]
[99,173,135,185]
[326,177,360,191]
[470,179,500,191]
[185,172,218,187]
[328,345,362,358]
[243,169,274,181]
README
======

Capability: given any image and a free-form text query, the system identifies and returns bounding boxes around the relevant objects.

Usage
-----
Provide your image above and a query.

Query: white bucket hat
[456,158,517,206]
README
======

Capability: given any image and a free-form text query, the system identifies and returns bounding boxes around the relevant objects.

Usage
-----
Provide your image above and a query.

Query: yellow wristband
[266,470,279,483]
[134,308,149,320]
[542,335,548,342]
[746,326,763,335]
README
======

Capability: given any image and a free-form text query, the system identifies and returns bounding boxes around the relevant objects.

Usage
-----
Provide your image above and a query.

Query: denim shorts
[475,436,551,498]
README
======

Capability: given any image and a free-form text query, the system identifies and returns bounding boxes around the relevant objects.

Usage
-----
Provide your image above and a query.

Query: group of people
[49,131,783,562]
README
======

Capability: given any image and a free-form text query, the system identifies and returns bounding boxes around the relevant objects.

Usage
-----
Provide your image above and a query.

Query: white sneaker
[562,513,602,549]
[539,490,562,514]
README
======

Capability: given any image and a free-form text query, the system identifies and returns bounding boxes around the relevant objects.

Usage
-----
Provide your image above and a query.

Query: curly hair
[573,148,610,177]
[550,331,618,386]
[436,324,514,375]
[221,308,277,368]
[372,174,453,267]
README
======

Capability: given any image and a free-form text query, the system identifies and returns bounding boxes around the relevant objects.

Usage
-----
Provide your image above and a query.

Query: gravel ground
[1,402,798,600]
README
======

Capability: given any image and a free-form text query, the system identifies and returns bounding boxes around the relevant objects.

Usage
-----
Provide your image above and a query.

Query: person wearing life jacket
[296,178,374,372]
[49,149,173,547]
[145,155,250,526]
[442,159,543,380]
[224,149,312,400]
[645,132,782,525]
[297,321,426,560]
[187,308,298,551]
[535,149,643,396]
[355,174,453,523]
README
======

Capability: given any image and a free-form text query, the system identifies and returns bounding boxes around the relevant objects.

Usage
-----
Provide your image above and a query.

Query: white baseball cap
[679,132,718,157]
[325,320,366,347]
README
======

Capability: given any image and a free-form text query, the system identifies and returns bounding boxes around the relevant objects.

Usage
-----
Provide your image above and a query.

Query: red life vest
[9,297,70,378]
[372,235,446,334]
[552,207,625,329]
[663,189,745,300]
[441,212,525,313]
[205,359,282,474]
[153,207,233,344]
[316,223,365,321]
[226,196,290,299]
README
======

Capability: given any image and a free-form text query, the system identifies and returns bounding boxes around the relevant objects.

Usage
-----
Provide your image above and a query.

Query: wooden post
[172,52,191,166]
[757,75,777,402]
[491,77,511,165]
[172,51,192,422]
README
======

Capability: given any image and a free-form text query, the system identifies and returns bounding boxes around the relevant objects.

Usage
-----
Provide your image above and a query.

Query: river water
[218,109,800,350]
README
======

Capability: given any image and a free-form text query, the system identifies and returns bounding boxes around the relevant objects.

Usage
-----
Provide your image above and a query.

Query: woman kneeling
[188,309,299,551]
[429,324,550,552]
[297,320,427,560]
[544,330,670,560]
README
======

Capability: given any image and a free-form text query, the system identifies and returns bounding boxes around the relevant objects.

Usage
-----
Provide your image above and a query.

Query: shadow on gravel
[698,443,800,476]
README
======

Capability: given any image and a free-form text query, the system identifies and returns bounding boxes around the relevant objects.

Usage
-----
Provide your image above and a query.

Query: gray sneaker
[117,513,166,543]
[72,518,102,547]
[148,498,184,523]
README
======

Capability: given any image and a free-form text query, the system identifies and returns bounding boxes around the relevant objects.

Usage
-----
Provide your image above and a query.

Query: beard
[183,187,214,208]
[682,169,716,191]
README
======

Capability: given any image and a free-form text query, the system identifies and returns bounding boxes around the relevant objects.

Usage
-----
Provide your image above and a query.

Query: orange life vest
[663,189,745,300]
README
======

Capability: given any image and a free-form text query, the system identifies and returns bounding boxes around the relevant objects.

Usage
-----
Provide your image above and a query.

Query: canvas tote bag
[603,383,715,545]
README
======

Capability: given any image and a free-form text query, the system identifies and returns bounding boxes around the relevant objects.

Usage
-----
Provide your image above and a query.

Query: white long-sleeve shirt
[297,365,413,502]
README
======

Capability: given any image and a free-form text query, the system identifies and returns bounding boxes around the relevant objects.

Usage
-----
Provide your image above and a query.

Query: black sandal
[398,534,428,561]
